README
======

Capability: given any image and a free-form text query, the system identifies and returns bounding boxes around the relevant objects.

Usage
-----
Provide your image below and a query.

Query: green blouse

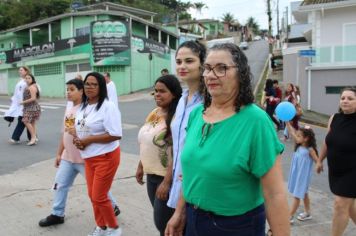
[181,104,284,216]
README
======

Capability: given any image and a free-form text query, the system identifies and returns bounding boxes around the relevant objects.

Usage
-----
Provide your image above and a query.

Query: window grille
[34,63,62,76]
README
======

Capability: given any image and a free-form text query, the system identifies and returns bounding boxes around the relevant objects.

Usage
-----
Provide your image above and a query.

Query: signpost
[299,49,316,57]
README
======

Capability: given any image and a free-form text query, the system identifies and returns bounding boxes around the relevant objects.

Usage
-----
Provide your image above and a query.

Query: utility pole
[267,0,273,54]
[286,6,289,44]
[277,0,280,37]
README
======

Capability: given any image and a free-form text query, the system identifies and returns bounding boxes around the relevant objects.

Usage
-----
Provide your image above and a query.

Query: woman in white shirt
[69,72,122,236]
[7,66,31,143]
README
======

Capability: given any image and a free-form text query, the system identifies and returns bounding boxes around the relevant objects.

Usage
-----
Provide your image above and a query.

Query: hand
[65,127,77,137]
[54,155,61,168]
[165,212,186,236]
[156,181,170,200]
[316,161,324,174]
[136,165,145,185]
[73,137,86,150]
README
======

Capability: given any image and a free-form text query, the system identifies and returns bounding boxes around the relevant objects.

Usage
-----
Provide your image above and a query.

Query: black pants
[146,174,175,236]
[11,116,31,141]
[266,105,280,128]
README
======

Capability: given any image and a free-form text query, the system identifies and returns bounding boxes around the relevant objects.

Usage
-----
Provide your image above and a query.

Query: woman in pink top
[38,79,119,227]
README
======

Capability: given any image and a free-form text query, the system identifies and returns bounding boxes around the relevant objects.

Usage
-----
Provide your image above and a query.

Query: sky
[182,0,295,34]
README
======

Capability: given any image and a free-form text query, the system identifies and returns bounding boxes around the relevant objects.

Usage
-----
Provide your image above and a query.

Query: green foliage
[0,0,71,31]
[221,12,234,24]
[246,16,260,35]
[0,0,200,31]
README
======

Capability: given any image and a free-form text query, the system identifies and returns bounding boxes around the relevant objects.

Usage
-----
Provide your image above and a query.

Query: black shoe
[114,205,121,216]
[39,214,64,227]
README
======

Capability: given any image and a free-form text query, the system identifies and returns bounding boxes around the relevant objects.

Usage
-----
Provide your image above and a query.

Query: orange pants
[85,147,120,228]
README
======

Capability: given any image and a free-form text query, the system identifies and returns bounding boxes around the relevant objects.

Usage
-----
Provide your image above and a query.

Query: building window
[65,64,77,73]
[34,63,62,76]
[325,86,355,94]
[95,65,125,72]
[76,26,90,37]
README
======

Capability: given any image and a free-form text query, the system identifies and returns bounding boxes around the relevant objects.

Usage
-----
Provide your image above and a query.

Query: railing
[314,44,356,65]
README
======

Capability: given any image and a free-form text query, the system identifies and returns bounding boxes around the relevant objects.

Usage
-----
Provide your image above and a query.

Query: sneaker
[297,212,312,221]
[290,216,294,224]
[106,227,122,236]
[88,226,107,236]
[8,138,20,144]
[114,205,121,216]
[38,214,64,227]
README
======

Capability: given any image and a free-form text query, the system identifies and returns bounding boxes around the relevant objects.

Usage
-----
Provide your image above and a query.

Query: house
[282,0,356,115]
[163,19,224,40]
[0,2,178,97]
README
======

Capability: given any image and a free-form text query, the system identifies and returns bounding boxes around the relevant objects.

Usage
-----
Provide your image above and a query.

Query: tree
[193,2,207,16]
[246,16,260,35]
[221,12,234,24]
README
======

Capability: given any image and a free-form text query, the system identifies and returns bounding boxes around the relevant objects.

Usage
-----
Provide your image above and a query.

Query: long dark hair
[264,79,274,92]
[27,74,40,98]
[338,86,356,113]
[176,40,206,94]
[294,127,318,155]
[203,43,254,112]
[82,72,107,111]
[155,75,182,142]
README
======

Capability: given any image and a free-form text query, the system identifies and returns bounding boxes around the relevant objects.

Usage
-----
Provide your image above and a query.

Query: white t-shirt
[106,81,119,109]
[75,99,122,159]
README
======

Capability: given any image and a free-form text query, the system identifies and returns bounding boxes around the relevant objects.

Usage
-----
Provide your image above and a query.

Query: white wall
[319,6,356,46]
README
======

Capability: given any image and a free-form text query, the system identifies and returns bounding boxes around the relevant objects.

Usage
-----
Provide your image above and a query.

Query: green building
[0,2,178,97]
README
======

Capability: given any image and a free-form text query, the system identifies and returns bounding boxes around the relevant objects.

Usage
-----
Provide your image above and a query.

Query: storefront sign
[91,20,131,66]
[132,35,170,57]
[3,35,90,63]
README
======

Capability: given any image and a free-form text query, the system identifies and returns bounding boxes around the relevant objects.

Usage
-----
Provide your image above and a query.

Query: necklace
[78,104,95,129]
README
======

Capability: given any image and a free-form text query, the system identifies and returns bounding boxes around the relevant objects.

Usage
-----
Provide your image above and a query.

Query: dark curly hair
[294,127,318,155]
[203,43,254,112]
[176,40,207,94]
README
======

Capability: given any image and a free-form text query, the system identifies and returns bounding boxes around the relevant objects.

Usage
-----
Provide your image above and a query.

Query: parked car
[254,35,262,41]
[239,41,248,50]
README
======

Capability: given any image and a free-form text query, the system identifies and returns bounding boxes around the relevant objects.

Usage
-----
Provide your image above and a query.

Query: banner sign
[132,35,170,57]
[91,20,131,66]
[2,35,90,63]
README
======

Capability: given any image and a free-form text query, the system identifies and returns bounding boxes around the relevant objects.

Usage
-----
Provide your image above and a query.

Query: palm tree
[193,2,207,16]
[246,16,260,35]
[221,12,234,24]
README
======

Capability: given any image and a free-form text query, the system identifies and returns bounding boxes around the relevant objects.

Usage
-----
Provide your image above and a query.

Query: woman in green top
[165,43,290,236]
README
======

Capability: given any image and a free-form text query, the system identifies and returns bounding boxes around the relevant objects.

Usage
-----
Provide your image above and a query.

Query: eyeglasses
[202,64,238,77]
[84,83,99,88]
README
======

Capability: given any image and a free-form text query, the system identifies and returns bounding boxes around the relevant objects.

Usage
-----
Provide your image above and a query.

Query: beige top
[138,108,172,176]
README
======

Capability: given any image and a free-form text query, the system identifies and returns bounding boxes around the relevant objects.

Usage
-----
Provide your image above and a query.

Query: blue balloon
[275,101,296,121]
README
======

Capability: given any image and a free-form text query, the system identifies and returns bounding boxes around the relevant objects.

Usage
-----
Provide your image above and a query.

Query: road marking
[122,123,138,130]
[0,105,10,108]
[39,105,61,109]
[39,102,67,107]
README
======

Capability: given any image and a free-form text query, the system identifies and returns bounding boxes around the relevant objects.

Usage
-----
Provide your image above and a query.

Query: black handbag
[3,116,14,126]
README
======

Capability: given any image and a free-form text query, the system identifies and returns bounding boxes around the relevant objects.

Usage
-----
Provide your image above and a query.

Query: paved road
[244,40,269,88]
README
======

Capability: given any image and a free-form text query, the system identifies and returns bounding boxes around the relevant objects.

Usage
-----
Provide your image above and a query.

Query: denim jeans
[146,174,175,236]
[185,203,266,236]
[11,116,31,141]
[52,160,118,217]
